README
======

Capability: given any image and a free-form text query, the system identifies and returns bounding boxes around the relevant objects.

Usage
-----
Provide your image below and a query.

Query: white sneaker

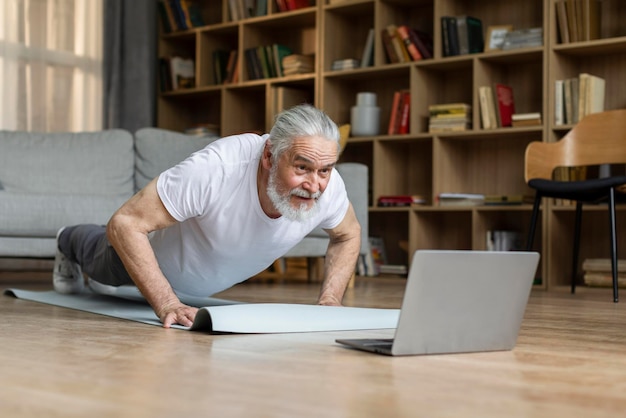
[86,277,118,296]
[52,227,85,294]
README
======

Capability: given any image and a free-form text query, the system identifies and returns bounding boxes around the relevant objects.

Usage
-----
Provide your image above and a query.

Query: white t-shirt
[152,133,349,297]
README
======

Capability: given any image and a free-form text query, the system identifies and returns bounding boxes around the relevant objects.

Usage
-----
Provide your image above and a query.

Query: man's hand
[158,301,199,328]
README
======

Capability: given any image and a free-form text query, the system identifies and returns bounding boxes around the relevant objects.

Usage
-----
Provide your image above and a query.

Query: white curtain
[0,0,103,132]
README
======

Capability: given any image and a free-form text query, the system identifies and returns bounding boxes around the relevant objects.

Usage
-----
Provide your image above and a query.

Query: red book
[396,25,422,61]
[387,90,403,135]
[398,91,411,134]
[494,83,515,127]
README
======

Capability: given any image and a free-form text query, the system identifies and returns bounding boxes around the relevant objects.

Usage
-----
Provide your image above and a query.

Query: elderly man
[53,104,361,327]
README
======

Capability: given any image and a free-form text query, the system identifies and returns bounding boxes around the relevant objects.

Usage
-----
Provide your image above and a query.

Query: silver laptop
[336,250,540,356]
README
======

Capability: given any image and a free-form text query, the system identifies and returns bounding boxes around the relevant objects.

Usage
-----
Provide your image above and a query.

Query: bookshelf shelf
[157,0,626,289]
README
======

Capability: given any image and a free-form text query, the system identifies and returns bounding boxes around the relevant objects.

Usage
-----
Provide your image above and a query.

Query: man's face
[267,136,338,222]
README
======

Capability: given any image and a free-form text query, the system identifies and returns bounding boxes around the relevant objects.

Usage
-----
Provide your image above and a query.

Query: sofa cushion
[134,127,219,190]
[0,192,128,236]
[0,130,134,196]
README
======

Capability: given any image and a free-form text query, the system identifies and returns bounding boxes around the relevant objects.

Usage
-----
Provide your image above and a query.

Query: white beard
[267,165,321,222]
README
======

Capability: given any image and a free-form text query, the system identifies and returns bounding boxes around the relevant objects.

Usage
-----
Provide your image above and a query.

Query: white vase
[351,92,380,136]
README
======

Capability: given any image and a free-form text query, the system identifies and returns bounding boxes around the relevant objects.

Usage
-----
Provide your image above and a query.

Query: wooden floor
[1,275,625,418]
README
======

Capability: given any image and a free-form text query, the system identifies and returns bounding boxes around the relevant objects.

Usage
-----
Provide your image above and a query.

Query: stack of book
[428,103,472,133]
[331,58,359,71]
[380,24,433,64]
[501,27,543,50]
[212,49,239,85]
[555,0,601,43]
[244,44,294,80]
[554,72,605,126]
[440,16,484,57]
[282,54,315,75]
[184,123,220,138]
[436,193,484,206]
[512,112,542,127]
[377,195,425,207]
[582,258,626,288]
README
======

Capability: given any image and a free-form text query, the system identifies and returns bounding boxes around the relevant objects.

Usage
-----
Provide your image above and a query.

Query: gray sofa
[0,129,369,270]
[0,128,218,258]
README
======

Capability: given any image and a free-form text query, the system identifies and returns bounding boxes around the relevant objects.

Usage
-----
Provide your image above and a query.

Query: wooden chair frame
[525,109,626,302]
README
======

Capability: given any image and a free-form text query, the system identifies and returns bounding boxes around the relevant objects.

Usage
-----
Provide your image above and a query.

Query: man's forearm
[317,236,360,305]
[106,220,180,318]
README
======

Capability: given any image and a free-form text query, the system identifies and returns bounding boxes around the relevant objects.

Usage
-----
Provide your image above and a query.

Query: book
[409,28,433,59]
[502,27,543,50]
[428,102,472,133]
[578,72,605,119]
[511,112,542,127]
[213,49,231,84]
[272,44,293,77]
[486,230,522,251]
[396,25,422,61]
[180,0,205,27]
[360,28,375,68]
[478,86,497,130]
[437,193,485,206]
[169,0,188,30]
[441,16,460,56]
[386,24,409,63]
[381,27,400,63]
[377,195,426,207]
[484,194,534,205]
[387,90,403,135]
[283,54,315,75]
[157,0,173,33]
[582,258,626,273]
[555,79,565,125]
[331,58,360,71]
[455,16,484,54]
[494,83,515,127]
[368,237,387,276]
[428,103,472,115]
[556,1,570,43]
[169,56,195,89]
[224,50,239,84]
[398,91,411,134]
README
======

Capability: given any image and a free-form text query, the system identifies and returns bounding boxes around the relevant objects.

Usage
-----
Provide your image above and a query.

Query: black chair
[524,110,626,302]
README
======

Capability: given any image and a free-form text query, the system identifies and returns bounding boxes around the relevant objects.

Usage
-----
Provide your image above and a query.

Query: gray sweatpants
[58,224,134,286]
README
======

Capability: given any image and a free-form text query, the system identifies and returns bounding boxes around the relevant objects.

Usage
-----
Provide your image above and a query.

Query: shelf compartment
[322,69,410,130]
[370,210,409,266]
[410,210,473,250]
[322,1,375,72]
[373,138,433,205]
[157,91,221,133]
[433,134,539,199]
[222,84,267,135]
[413,61,473,133]
[548,208,626,288]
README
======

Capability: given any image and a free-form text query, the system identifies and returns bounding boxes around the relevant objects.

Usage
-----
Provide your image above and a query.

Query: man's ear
[262,140,273,170]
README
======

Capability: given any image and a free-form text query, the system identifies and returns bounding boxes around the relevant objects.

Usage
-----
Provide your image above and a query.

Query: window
[0,0,103,132]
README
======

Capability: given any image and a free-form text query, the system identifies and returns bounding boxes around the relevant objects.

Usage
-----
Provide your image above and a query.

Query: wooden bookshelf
[156,0,626,290]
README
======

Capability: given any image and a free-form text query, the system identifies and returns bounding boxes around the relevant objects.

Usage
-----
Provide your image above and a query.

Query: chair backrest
[525,109,626,182]
[336,162,369,256]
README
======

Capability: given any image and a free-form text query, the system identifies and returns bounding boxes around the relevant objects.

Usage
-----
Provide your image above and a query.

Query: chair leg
[571,202,583,294]
[609,188,619,303]
[526,195,542,251]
